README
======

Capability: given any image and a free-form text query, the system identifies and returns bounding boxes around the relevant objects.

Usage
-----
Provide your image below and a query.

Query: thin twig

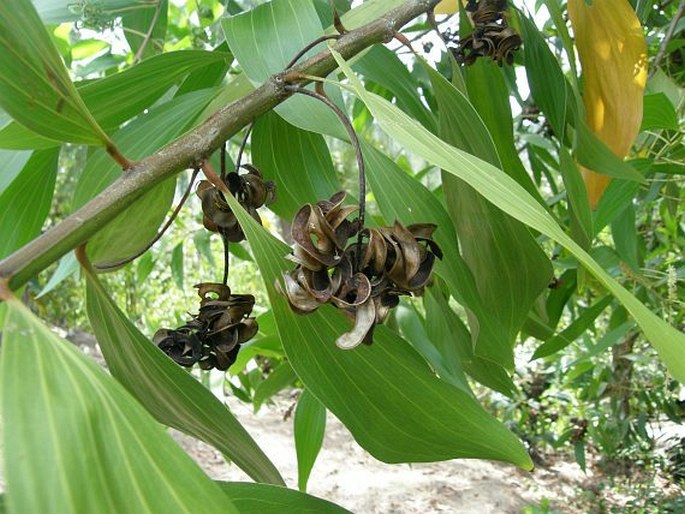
[106,143,134,170]
[222,234,230,285]
[650,0,685,78]
[284,84,366,270]
[285,35,342,70]
[427,10,453,51]
[94,168,200,270]
[133,0,164,65]
[0,278,11,302]
[330,0,348,35]
[220,142,227,180]
[234,122,254,173]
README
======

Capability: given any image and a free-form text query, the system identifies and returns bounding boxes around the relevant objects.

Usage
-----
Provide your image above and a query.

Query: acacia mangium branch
[0,0,439,292]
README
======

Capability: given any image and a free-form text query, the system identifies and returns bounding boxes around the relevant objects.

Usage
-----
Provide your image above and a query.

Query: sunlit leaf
[435,0,458,15]
[0,0,110,145]
[0,149,58,260]
[217,482,350,513]
[221,0,347,139]
[221,177,534,469]
[518,13,643,187]
[334,49,685,383]
[568,0,648,207]
[0,291,236,513]
[294,390,326,492]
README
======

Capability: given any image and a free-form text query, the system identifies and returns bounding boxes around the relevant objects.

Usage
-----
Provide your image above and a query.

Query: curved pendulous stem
[200,160,232,285]
[94,168,200,270]
[234,122,254,173]
[220,143,227,180]
[284,84,366,268]
[285,35,342,70]
[0,0,441,292]
[222,234,230,286]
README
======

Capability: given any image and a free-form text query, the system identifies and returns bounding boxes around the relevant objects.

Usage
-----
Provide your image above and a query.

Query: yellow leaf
[435,0,458,15]
[569,0,647,208]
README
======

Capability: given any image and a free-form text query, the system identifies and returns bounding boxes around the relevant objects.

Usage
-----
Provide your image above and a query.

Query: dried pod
[449,0,521,67]
[288,191,360,271]
[154,282,258,371]
[495,27,522,66]
[278,192,442,349]
[196,164,275,242]
[153,328,202,367]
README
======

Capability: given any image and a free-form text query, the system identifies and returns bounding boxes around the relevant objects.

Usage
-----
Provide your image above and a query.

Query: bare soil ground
[172,392,589,513]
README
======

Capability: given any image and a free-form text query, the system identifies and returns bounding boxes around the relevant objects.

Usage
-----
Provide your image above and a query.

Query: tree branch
[0,0,440,292]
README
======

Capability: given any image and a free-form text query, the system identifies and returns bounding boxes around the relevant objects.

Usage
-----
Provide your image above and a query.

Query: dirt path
[173,392,587,513]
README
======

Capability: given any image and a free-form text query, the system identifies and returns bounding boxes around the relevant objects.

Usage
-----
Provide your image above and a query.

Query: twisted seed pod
[450,0,520,67]
[154,283,258,371]
[196,165,275,242]
[278,192,442,350]
[288,191,360,271]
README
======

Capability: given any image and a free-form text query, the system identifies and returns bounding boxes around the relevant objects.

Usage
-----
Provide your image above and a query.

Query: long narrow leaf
[334,50,685,383]
[0,149,58,260]
[217,482,350,513]
[221,176,534,469]
[429,59,553,367]
[568,0,648,206]
[533,296,614,359]
[0,292,236,513]
[0,0,110,145]
[84,267,285,485]
[76,89,216,266]
[294,390,327,492]
[362,142,514,387]
[221,0,346,138]
[252,111,340,220]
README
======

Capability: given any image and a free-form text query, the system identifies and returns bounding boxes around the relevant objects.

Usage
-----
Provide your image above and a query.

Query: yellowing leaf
[569,0,647,208]
[435,0,458,14]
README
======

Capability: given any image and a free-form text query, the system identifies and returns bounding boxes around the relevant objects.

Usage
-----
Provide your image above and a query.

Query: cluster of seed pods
[278,191,442,349]
[155,163,274,370]
[452,0,522,66]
